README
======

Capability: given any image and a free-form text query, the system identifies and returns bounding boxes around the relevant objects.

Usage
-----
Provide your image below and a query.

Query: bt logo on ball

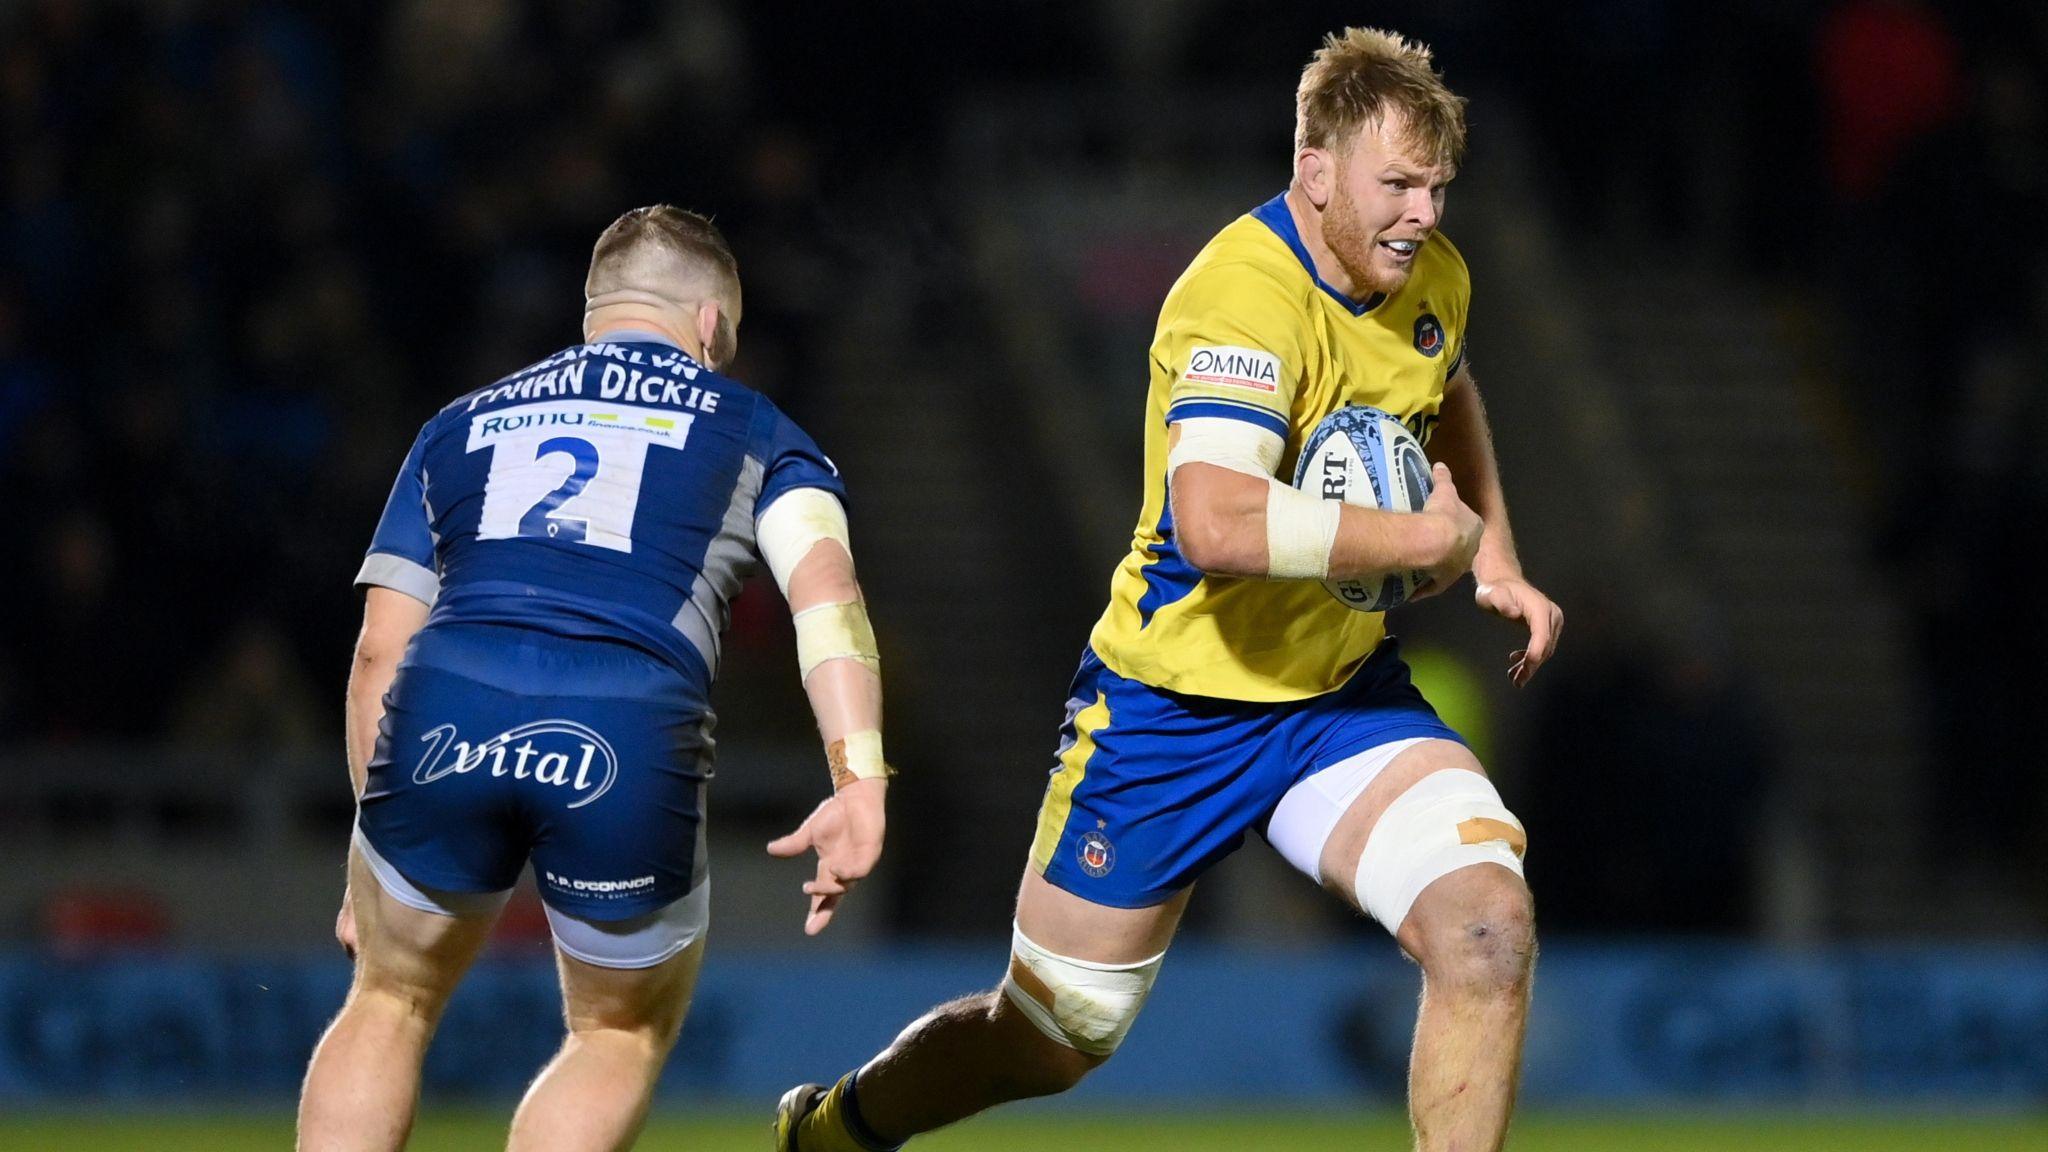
[410,719,619,809]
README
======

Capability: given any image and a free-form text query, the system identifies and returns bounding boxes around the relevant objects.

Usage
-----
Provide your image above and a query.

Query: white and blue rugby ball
[1291,406,1433,612]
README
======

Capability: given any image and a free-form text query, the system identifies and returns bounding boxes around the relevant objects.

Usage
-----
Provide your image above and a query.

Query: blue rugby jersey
[356,330,844,702]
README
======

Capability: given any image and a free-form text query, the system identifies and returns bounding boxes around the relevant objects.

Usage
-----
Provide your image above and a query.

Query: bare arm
[1428,366,1519,584]
[1428,364,1564,685]
[345,587,431,798]
[335,585,429,956]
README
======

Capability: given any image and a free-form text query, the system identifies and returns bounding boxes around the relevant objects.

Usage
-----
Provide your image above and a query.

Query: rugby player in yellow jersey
[778,28,1560,1152]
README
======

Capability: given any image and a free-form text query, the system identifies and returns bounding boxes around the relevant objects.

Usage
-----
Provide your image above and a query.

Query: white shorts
[1264,737,1434,884]
[354,826,708,969]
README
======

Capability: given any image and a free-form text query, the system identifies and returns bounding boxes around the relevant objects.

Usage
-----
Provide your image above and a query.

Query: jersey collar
[595,328,685,351]
[1251,193,1386,317]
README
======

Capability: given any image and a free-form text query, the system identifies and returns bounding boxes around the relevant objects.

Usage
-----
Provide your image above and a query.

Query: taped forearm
[802,652,892,788]
[1168,416,1339,580]
[1263,481,1343,579]
[792,599,880,680]
[759,491,891,787]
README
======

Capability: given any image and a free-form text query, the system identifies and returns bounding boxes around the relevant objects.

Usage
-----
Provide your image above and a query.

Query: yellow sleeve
[1154,260,1308,439]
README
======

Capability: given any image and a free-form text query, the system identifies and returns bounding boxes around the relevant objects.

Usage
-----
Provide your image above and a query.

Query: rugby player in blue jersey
[297,206,892,1152]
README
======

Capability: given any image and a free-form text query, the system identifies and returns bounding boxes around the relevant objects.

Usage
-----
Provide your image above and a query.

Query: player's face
[1323,114,1452,296]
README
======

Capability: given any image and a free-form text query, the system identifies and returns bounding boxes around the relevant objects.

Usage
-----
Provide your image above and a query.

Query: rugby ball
[1290,406,1432,611]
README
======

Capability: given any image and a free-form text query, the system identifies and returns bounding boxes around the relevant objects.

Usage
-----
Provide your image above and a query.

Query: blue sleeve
[1164,397,1290,437]
[354,423,442,605]
[753,402,848,516]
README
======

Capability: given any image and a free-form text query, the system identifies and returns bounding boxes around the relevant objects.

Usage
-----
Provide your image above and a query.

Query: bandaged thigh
[1355,768,1526,933]
[1000,923,1164,1056]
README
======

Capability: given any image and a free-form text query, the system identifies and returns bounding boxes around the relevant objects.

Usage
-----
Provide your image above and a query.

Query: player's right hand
[766,777,887,936]
[1412,462,1483,599]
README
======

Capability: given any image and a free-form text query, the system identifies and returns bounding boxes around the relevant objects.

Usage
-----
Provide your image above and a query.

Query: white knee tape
[1355,769,1526,933]
[1000,923,1164,1056]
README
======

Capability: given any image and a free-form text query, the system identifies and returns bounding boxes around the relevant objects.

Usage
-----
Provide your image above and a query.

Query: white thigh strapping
[545,879,709,970]
[1355,768,1526,933]
[353,825,513,918]
[1266,737,1433,882]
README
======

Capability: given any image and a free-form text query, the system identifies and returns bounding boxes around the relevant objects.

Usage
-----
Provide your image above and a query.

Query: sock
[841,1069,901,1150]
[798,1070,902,1152]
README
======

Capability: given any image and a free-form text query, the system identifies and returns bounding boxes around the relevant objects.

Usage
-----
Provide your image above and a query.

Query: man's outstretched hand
[1474,577,1563,687]
[766,777,887,935]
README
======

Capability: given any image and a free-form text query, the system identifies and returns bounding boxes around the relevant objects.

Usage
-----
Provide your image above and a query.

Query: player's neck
[586,310,704,360]
[1282,185,1362,300]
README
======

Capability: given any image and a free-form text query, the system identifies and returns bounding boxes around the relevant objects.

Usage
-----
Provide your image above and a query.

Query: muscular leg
[806,870,1189,1147]
[507,934,704,1152]
[1317,739,1536,1152]
[298,847,501,1152]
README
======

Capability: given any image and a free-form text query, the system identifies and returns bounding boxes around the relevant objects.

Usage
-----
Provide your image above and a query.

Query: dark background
[2,0,2042,953]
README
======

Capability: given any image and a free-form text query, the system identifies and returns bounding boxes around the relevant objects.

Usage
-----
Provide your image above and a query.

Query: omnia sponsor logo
[1185,345,1281,392]
[412,719,620,809]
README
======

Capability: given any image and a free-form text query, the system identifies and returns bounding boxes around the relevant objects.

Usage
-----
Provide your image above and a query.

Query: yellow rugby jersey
[1088,193,1470,702]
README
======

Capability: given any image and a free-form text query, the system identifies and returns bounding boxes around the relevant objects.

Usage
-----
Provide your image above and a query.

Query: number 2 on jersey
[519,436,600,542]
[470,401,695,554]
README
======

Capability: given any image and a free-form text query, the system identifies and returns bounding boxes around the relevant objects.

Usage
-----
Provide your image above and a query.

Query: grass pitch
[3,1109,2045,1151]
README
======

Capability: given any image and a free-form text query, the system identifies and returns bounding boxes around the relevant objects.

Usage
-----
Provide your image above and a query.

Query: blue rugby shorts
[1031,638,1462,908]
[356,625,710,921]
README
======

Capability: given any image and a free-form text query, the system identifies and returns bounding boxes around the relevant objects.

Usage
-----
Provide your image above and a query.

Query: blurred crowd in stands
[1,0,2041,931]
[1523,0,2048,917]
[1812,0,2047,891]
[0,0,869,744]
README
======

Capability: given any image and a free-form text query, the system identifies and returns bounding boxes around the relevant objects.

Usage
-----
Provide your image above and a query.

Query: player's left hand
[334,882,359,961]
[766,777,887,936]
[1474,577,1563,687]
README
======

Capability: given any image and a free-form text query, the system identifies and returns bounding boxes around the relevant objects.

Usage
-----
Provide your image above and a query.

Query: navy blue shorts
[357,627,710,921]
[1029,639,1461,908]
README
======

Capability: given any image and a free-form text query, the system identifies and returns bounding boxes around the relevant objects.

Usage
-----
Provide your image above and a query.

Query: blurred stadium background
[2,0,2044,1147]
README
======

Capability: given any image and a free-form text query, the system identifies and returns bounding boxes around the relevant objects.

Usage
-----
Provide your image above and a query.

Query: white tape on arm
[757,487,851,598]
[1264,482,1342,580]
[791,599,879,682]
[1167,415,1337,581]
[1165,416,1283,480]
[827,728,892,787]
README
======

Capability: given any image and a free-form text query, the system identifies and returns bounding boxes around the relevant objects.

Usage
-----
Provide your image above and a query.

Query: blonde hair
[1294,27,1467,169]
[585,204,740,304]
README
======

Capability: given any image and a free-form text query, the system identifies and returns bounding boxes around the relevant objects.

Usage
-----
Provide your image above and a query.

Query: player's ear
[694,300,723,367]
[1296,148,1334,208]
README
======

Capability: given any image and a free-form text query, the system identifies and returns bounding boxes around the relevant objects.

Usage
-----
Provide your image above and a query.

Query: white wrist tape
[1355,768,1527,933]
[1001,923,1165,1055]
[1165,416,1338,581]
[1264,481,1343,580]
[791,599,879,682]
[828,729,892,787]
[757,488,852,597]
